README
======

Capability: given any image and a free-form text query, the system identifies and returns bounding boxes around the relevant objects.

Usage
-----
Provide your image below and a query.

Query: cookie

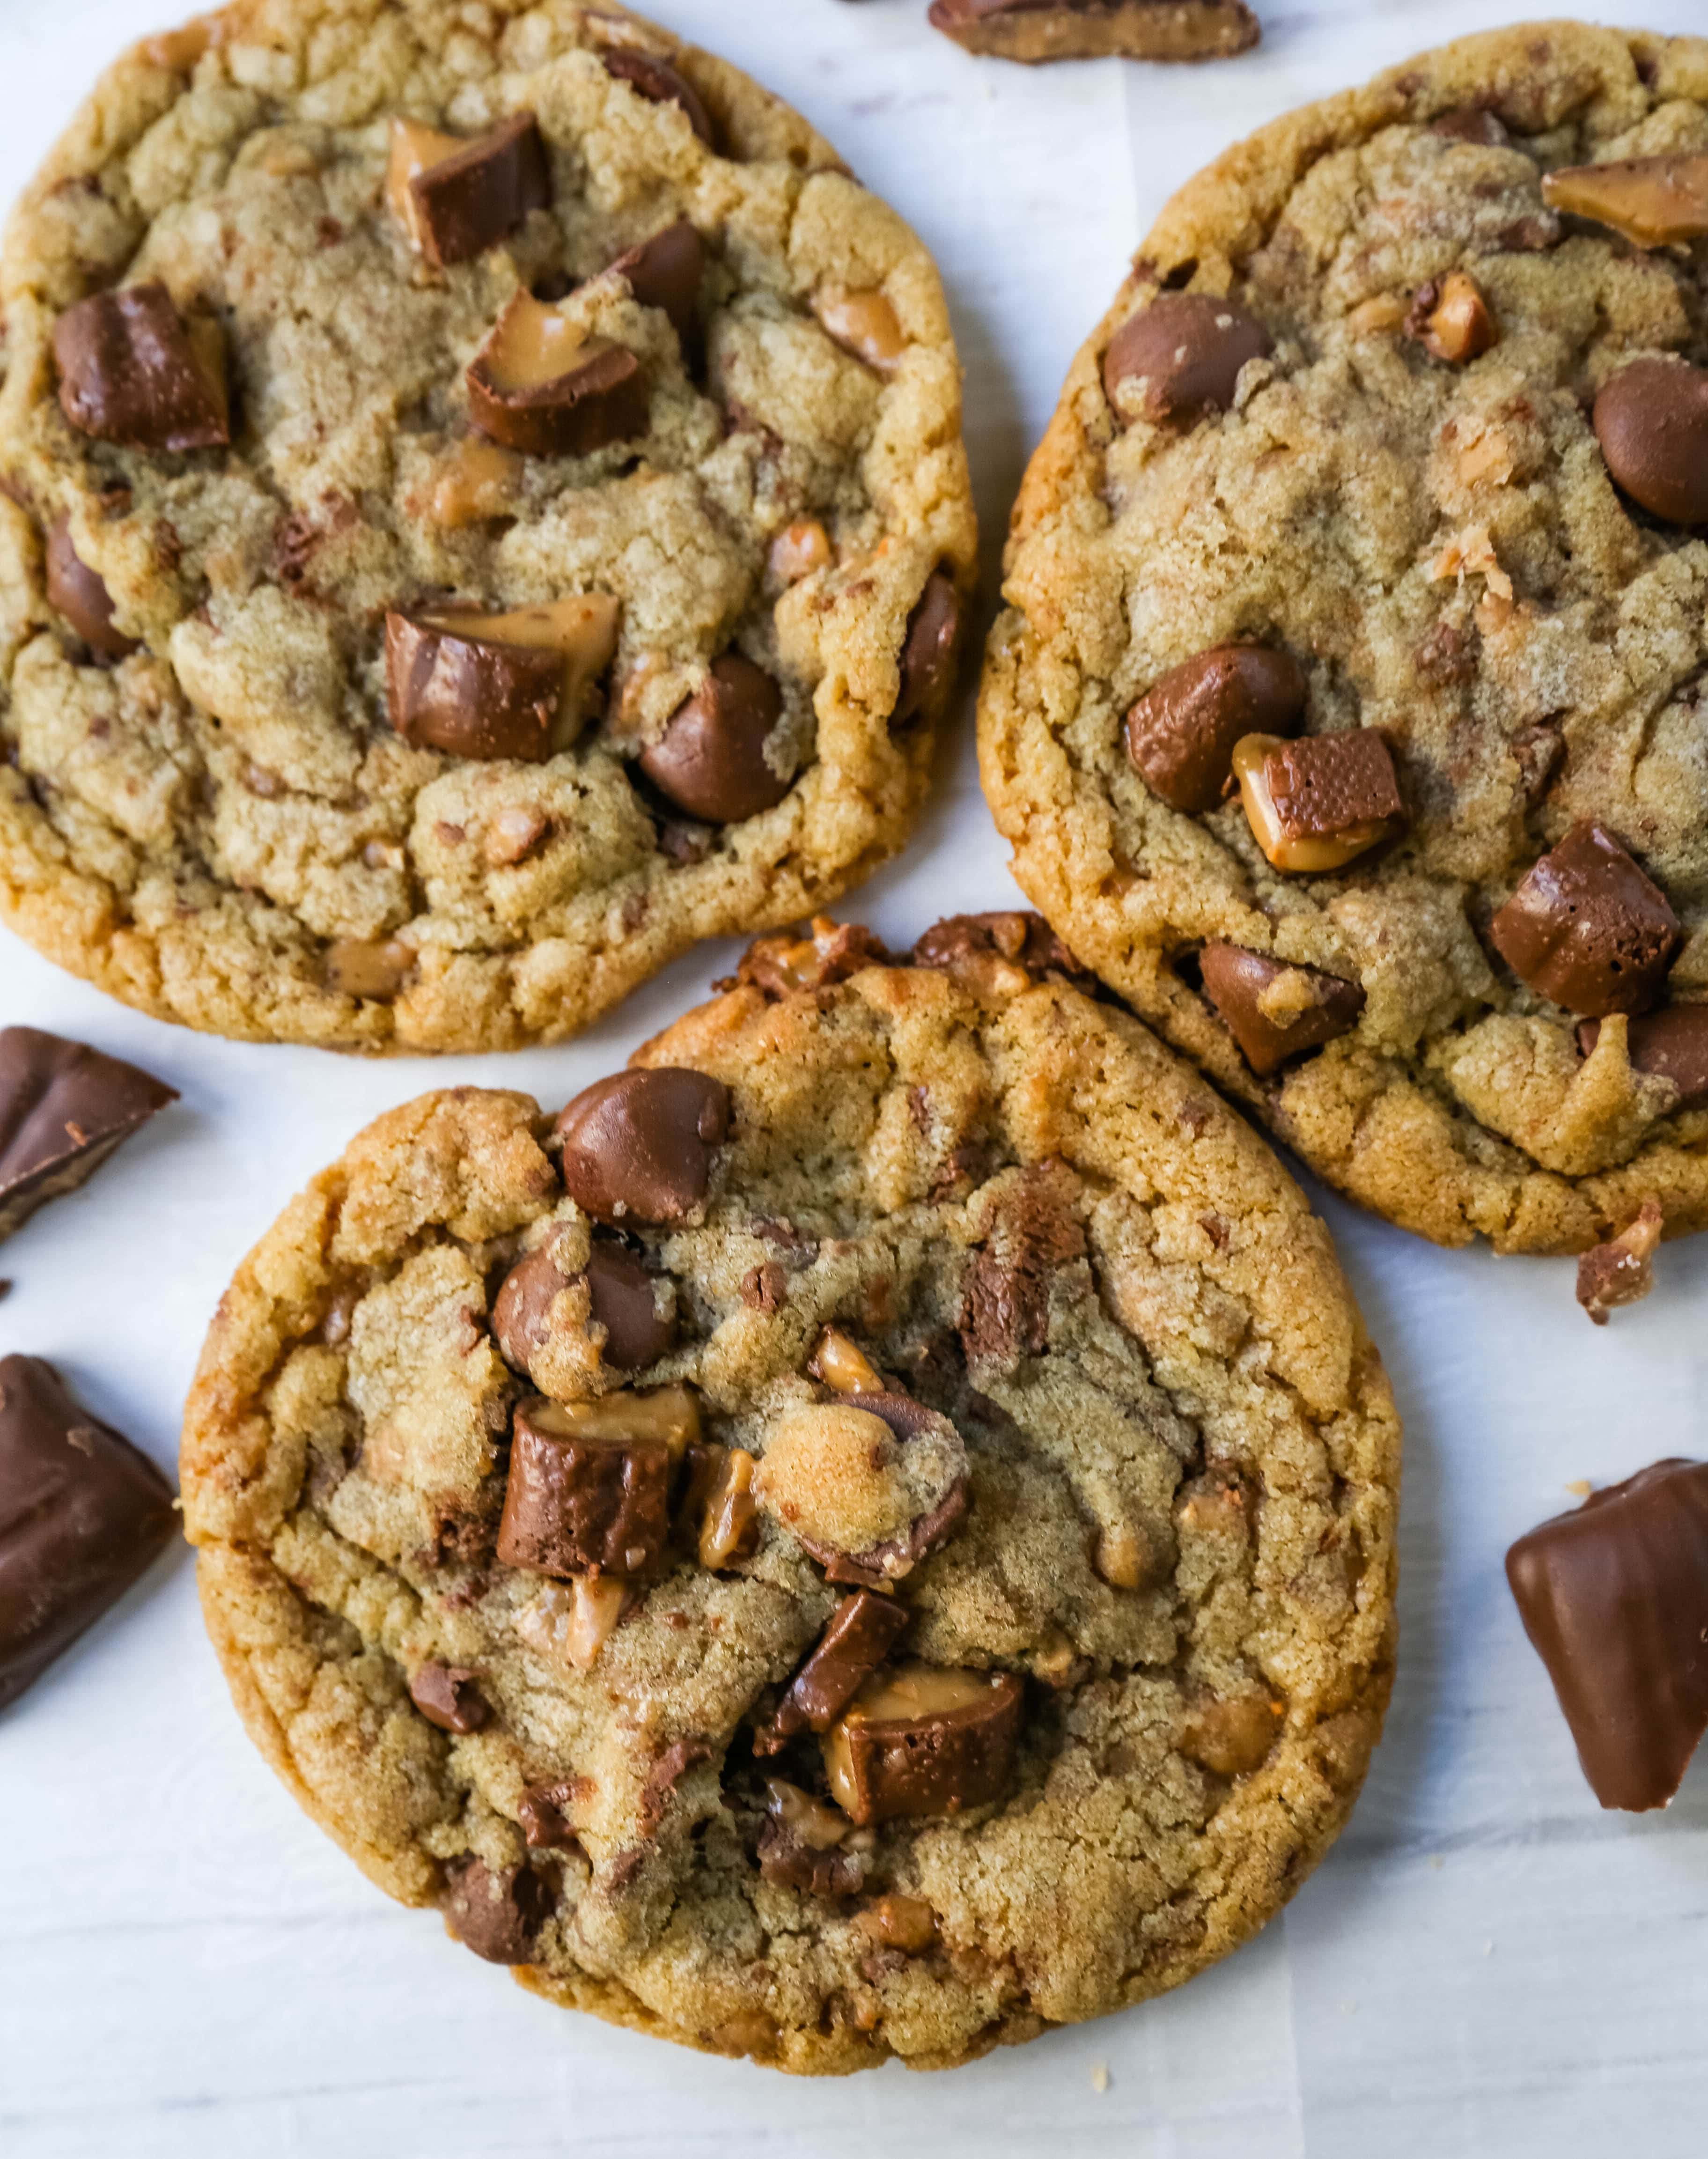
[182,912,1399,2072]
[978,24,1708,1257]
[0,2,976,1052]
[928,1,1260,67]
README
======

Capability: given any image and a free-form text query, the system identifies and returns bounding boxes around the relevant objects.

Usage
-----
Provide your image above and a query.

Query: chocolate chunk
[443,1858,552,1963]
[759,1590,911,1752]
[1431,107,1511,147]
[740,1261,787,1312]
[556,1068,731,1224]
[53,283,229,452]
[1199,943,1366,1077]
[390,111,550,268]
[46,519,137,659]
[1506,1459,1708,1811]
[1594,359,1708,527]
[496,1395,676,1578]
[1542,153,1708,248]
[1125,644,1306,813]
[1578,1007,1708,1112]
[0,1355,176,1711]
[959,1161,1087,1369]
[600,47,715,148]
[1232,728,1408,872]
[638,656,791,824]
[913,911,1089,983]
[1576,1200,1664,1326]
[892,571,963,729]
[1488,821,1680,1018]
[736,917,891,998]
[493,1235,675,1376]
[1103,292,1272,427]
[386,596,619,762]
[408,1661,491,1734]
[757,1810,862,1899]
[467,295,650,457]
[823,1664,1024,1824]
[927,0,1260,64]
[0,1027,177,1243]
[608,220,706,348]
[519,1778,587,1851]
[637,1736,712,1833]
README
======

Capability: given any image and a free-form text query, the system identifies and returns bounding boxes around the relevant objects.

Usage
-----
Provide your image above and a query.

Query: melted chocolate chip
[892,571,963,729]
[1103,292,1272,427]
[1125,644,1306,813]
[443,1858,552,1963]
[1594,359,1708,527]
[45,519,137,659]
[638,656,791,824]
[1198,943,1366,1077]
[555,1068,731,1224]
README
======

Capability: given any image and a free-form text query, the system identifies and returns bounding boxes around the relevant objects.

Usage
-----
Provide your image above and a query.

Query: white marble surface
[3,2,1707,2152]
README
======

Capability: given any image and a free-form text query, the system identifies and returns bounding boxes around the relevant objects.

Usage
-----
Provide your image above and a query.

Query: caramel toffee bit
[1507,1460,1708,1810]
[639,656,792,825]
[1125,644,1306,814]
[1575,1199,1663,1327]
[53,283,228,451]
[0,1027,177,1244]
[1406,272,1496,366]
[443,1858,552,1964]
[1578,1009,1708,1113]
[1199,945,1365,1077]
[928,0,1260,66]
[736,917,890,998]
[408,1661,491,1734]
[1489,823,1680,1018]
[556,1069,731,1224]
[1541,153,1708,248]
[1593,360,1708,529]
[823,1665,1024,1824]
[387,111,549,269]
[1104,293,1272,427]
[1232,729,1407,874]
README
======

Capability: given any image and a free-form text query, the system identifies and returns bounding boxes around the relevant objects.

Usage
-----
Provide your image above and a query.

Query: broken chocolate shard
[408,1661,491,1734]
[892,571,963,729]
[959,1161,1087,1370]
[497,1394,677,1578]
[608,220,706,349]
[390,111,550,269]
[1576,1200,1663,1327]
[556,1068,731,1225]
[760,1589,911,1751]
[1489,821,1680,1018]
[1198,943,1366,1077]
[1125,643,1306,814]
[443,1858,552,1962]
[0,1027,178,1244]
[600,46,715,148]
[823,1663,1024,1824]
[53,283,229,452]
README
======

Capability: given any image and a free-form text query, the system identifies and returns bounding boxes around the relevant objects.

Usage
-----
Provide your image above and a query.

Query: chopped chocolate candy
[493,1234,676,1376]
[892,571,963,728]
[607,219,706,348]
[1542,153,1708,248]
[1488,822,1680,1017]
[759,1590,911,1751]
[959,1162,1087,1369]
[638,656,792,824]
[1103,292,1272,427]
[1125,643,1307,813]
[1579,1007,1708,1111]
[1431,107,1511,147]
[555,1068,731,1224]
[466,294,649,457]
[0,1027,177,1243]
[46,519,137,659]
[1576,1199,1664,1327]
[0,1355,176,1711]
[740,1261,787,1312]
[1593,359,1708,528]
[736,916,890,998]
[386,111,549,268]
[519,1778,587,1850]
[600,45,715,147]
[1506,1459,1708,1811]
[913,911,1088,983]
[1406,272,1497,365]
[53,283,229,452]
[822,1663,1024,1824]
[1198,943,1366,1076]
[927,0,1260,64]
[408,1661,491,1734]
[757,1816,864,1899]
[497,1392,687,1577]
[386,596,619,761]
[443,1858,552,1963]
[1232,728,1407,872]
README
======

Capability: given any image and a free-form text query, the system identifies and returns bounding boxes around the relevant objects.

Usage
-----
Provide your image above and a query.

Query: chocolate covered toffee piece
[1,1355,177,1710]
[0,1027,177,1243]
[928,0,1260,66]
[0,3,974,1052]
[183,918,1399,2070]
[979,25,1708,1265]
[1507,1461,1708,1811]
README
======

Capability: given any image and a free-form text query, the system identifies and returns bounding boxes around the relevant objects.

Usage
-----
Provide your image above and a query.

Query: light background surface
[2,2,1706,2153]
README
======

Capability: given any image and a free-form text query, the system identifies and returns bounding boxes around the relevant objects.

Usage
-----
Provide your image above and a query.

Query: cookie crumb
[1090,2062,1111,2094]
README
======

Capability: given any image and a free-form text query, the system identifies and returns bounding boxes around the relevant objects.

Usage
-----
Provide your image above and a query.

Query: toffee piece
[928,0,1260,66]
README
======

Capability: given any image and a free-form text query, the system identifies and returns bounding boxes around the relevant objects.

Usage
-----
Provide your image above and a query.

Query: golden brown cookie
[182,913,1399,2072]
[0,1,975,1050]
[979,23,1708,1258]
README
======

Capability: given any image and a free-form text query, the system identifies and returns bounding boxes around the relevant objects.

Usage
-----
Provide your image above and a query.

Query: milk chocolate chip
[0,1027,177,1244]
[1488,822,1680,1017]
[1431,108,1511,147]
[1575,1199,1663,1327]
[1578,1007,1708,1112]
[408,1662,491,1734]
[556,1068,731,1224]
[1507,1459,1708,1811]
[1542,153,1708,248]
[1233,728,1406,872]
[759,1589,911,1752]
[892,571,962,729]
[927,0,1260,63]
[493,1237,677,1375]
[1199,943,1366,1076]
[498,1391,692,1577]
[46,519,137,659]
[601,46,715,147]
[443,1858,552,1963]
[386,595,619,761]
[386,112,550,268]
[54,284,229,452]
[1125,644,1306,813]
[638,656,791,824]
[1594,359,1708,527]
[822,1663,1023,1824]
[1103,292,1271,427]
[607,219,706,347]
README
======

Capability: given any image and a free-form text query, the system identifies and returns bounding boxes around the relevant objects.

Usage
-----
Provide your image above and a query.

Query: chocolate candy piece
[46,518,137,659]
[892,571,962,729]
[493,1237,677,1375]
[53,283,229,452]
[1232,728,1407,872]
[1103,292,1272,427]
[608,220,706,348]
[1578,1007,1708,1112]
[1199,943,1366,1077]
[760,1590,911,1751]
[467,294,649,457]
[757,1780,862,1898]
[1506,1459,1708,1811]
[519,1778,586,1850]
[1576,1199,1663,1327]
[0,1355,176,1711]
[1406,272,1496,365]
[822,1663,1023,1824]
[600,46,715,148]
[498,1391,692,1577]
[738,916,891,999]
[556,1069,731,1224]
[386,111,549,269]
[1431,108,1511,147]
[1542,153,1708,248]
[386,595,619,761]
[0,1026,177,1243]
[1125,644,1306,814]
[1489,821,1680,1018]
[1594,359,1708,528]
[959,1160,1087,1371]
[408,1661,491,1734]
[927,0,1260,64]
[443,1858,552,1963]
[639,656,791,824]
[913,910,1090,987]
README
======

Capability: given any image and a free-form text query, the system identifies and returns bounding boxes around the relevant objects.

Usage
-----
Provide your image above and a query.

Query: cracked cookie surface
[979,23,1708,1255]
[0,0,974,1050]
[182,914,1399,2072]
